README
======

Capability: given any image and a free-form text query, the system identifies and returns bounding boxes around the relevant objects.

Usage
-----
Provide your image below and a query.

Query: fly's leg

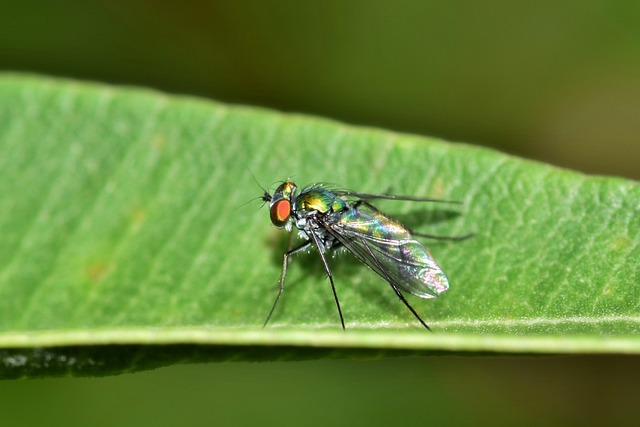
[307,229,346,330]
[388,283,432,331]
[359,237,432,331]
[263,239,312,328]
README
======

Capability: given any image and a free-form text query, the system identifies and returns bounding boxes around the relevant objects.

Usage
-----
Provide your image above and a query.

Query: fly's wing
[323,203,449,298]
[333,190,461,204]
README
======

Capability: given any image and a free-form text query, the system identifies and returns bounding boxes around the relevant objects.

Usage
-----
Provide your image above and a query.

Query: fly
[261,181,467,331]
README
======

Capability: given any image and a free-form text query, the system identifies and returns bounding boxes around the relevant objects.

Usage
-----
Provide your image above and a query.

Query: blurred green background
[2,0,639,178]
[1,1,639,426]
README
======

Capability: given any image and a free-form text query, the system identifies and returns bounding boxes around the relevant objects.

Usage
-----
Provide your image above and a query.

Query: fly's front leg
[307,230,346,330]
[263,238,312,328]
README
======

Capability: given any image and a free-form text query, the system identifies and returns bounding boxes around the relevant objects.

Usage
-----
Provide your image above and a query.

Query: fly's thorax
[297,187,348,216]
[293,214,308,231]
[292,210,324,233]
[297,190,332,214]
[296,224,336,254]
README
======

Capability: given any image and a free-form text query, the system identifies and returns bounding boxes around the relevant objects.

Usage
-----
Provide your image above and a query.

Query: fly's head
[268,181,297,230]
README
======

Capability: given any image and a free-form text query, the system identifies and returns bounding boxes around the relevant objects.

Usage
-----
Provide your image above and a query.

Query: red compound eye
[270,199,291,227]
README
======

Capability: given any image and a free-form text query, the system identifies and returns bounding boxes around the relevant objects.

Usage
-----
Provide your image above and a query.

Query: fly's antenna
[248,167,272,203]
[234,168,271,211]
[235,195,268,211]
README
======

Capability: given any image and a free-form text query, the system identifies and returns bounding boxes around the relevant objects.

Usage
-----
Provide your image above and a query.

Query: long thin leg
[263,239,312,328]
[359,237,432,331]
[388,283,431,331]
[307,229,346,330]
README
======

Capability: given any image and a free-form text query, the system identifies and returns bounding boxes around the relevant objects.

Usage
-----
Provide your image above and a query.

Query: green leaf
[0,74,638,378]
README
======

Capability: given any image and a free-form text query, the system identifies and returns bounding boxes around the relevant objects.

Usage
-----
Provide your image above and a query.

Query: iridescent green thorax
[297,187,347,215]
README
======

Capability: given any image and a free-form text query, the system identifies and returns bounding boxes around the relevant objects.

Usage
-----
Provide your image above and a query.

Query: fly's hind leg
[387,283,432,331]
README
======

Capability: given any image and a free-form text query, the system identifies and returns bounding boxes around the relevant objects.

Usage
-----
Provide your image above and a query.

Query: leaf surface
[0,74,638,377]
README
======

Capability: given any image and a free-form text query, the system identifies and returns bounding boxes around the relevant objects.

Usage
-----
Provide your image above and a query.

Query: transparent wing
[333,190,461,205]
[321,202,449,298]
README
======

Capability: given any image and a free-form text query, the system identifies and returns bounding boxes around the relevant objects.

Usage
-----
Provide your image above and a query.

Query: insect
[261,180,465,331]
